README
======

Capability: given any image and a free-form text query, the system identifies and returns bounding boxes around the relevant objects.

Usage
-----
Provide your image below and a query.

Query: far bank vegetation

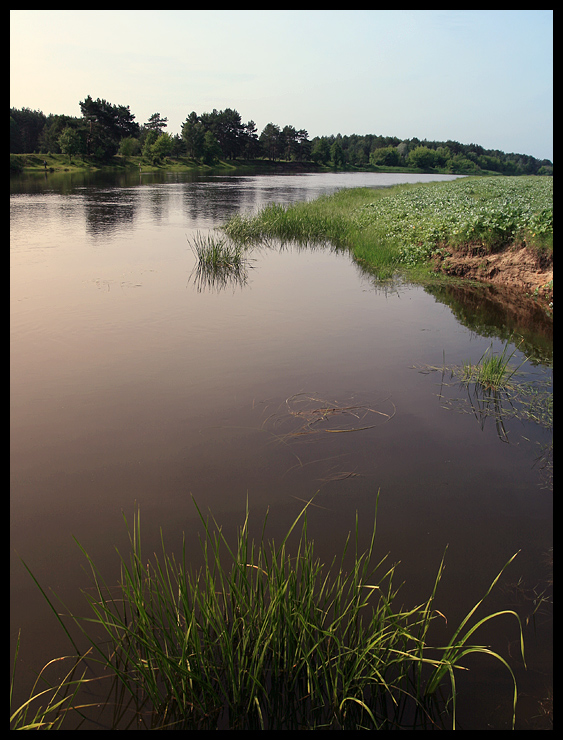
[10,99,553,176]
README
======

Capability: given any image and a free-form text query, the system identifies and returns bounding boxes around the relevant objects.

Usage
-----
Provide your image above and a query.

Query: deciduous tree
[369,146,400,167]
[310,137,330,165]
[407,145,437,170]
[58,127,84,162]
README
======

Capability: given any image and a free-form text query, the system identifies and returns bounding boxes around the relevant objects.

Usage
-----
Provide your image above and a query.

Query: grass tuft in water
[188,230,247,268]
[461,339,527,390]
[187,230,255,292]
[13,496,525,730]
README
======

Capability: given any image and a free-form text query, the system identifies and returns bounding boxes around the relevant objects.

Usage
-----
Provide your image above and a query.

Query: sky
[10,10,553,161]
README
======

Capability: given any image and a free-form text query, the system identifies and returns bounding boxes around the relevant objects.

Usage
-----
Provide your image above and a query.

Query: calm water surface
[10,171,552,729]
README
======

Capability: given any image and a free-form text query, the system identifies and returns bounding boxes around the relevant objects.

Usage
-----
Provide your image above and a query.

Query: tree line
[10,97,553,176]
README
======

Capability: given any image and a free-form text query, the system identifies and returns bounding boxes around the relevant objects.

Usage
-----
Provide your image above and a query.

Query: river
[10,170,552,729]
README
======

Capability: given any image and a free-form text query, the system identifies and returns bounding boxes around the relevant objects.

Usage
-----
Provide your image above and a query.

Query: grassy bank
[12,499,524,730]
[10,152,486,177]
[10,152,222,174]
[222,177,553,282]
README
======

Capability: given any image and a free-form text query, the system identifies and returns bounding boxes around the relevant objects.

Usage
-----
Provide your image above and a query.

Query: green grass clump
[461,340,528,390]
[187,231,255,292]
[188,230,247,269]
[223,187,404,279]
[14,497,525,730]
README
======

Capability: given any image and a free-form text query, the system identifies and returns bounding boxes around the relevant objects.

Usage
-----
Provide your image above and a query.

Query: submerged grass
[13,497,525,730]
[222,177,553,280]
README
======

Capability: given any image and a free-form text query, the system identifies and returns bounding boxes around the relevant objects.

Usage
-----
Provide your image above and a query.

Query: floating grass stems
[14,497,525,730]
[263,392,396,443]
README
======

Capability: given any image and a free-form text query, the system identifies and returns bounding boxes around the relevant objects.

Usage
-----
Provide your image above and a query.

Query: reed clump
[14,497,525,730]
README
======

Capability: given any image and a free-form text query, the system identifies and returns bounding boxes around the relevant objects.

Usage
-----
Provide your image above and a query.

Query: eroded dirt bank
[433,244,553,312]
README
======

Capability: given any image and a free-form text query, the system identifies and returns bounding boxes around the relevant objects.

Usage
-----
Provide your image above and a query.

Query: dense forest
[10,97,553,175]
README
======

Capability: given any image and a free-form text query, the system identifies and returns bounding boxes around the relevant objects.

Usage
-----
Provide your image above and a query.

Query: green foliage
[460,339,528,390]
[369,146,400,167]
[79,95,140,160]
[144,112,168,135]
[188,231,247,269]
[311,137,331,165]
[260,122,282,161]
[118,136,141,157]
[187,231,254,292]
[142,131,174,164]
[57,127,84,163]
[202,130,222,164]
[448,153,481,174]
[330,141,345,167]
[11,101,552,176]
[353,176,553,261]
[407,145,438,169]
[10,154,24,174]
[10,632,96,730]
[141,129,159,162]
[35,114,83,154]
[9,107,47,153]
[182,111,205,159]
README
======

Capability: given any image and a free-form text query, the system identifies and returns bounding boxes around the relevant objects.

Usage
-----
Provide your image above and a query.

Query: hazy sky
[10,10,553,161]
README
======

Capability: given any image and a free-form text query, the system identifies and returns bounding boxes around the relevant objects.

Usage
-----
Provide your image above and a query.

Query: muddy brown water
[10,170,552,729]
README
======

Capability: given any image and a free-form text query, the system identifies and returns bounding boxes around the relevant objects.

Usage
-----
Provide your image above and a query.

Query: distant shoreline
[9,152,505,177]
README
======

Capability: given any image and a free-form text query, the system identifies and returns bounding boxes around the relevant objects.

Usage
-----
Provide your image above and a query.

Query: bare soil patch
[433,244,553,310]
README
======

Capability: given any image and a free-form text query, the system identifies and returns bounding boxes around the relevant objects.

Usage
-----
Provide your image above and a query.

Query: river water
[10,170,552,729]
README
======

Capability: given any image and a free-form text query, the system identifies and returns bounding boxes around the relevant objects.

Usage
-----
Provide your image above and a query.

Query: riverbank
[432,242,553,307]
[223,177,553,313]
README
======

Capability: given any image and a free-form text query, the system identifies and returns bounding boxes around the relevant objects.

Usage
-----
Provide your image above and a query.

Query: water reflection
[423,281,552,366]
[188,258,253,293]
